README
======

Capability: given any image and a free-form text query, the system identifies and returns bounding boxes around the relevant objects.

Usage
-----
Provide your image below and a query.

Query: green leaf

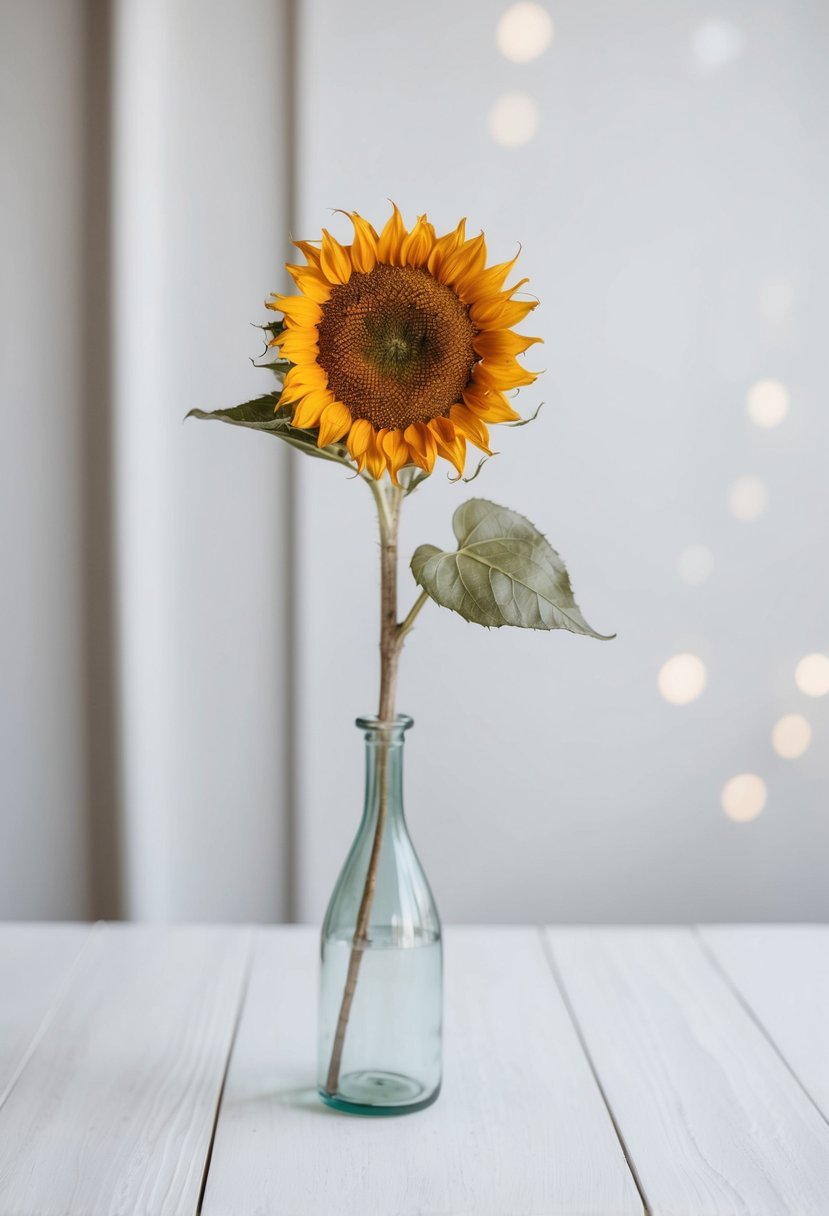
[460,455,491,483]
[250,322,289,378]
[252,320,285,340]
[252,358,291,380]
[506,401,544,427]
[186,395,355,470]
[411,498,613,637]
[399,466,429,496]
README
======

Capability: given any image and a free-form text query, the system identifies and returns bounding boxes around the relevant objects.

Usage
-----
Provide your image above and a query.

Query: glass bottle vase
[317,715,442,1115]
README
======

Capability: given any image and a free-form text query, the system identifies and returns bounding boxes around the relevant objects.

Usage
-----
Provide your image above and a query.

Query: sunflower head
[266,204,541,483]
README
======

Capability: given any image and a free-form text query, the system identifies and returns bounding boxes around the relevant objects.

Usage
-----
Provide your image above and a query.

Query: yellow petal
[459,380,490,413]
[278,369,309,405]
[403,423,438,473]
[429,417,467,477]
[364,428,389,480]
[474,358,538,390]
[427,218,467,278]
[462,384,521,422]
[381,428,411,484]
[317,400,353,447]
[449,404,492,454]
[400,214,435,268]
[279,380,309,406]
[278,333,319,354]
[292,389,332,429]
[287,265,332,303]
[470,295,537,329]
[350,213,378,274]
[473,330,542,359]
[275,338,319,365]
[462,253,521,302]
[281,362,326,394]
[430,416,455,444]
[377,202,407,266]
[273,322,317,348]
[456,257,493,304]
[346,418,374,464]
[439,232,487,295]
[289,239,321,269]
[319,229,352,285]
[271,294,323,326]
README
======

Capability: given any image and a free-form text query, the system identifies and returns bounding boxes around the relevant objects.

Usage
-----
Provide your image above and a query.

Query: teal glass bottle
[317,715,442,1115]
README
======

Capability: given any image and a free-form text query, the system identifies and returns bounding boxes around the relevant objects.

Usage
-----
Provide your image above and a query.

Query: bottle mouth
[356,714,414,736]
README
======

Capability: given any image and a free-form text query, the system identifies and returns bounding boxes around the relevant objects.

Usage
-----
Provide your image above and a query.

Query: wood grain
[202,926,643,1216]
[548,927,829,1216]
[700,925,829,1122]
[0,924,251,1216]
[0,922,94,1106]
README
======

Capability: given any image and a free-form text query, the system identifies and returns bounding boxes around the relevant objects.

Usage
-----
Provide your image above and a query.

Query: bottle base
[318,1070,441,1116]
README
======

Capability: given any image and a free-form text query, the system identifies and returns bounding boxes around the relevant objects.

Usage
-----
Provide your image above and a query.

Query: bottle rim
[355,714,414,734]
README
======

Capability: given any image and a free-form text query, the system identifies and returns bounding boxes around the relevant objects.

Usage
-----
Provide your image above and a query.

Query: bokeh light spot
[772,713,812,759]
[488,92,540,147]
[728,475,768,521]
[747,378,789,428]
[496,2,554,62]
[676,544,714,586]
[658,653,707,705]
[721,773,766,822]
[795,653,829,697]
[690,20,744,73]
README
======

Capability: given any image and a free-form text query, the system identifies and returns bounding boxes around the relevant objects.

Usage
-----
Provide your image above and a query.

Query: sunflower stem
[324,478,404,1097]
[397,588,430,643]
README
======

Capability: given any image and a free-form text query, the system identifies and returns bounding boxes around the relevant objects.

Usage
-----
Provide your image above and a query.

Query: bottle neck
[357,715,413,829]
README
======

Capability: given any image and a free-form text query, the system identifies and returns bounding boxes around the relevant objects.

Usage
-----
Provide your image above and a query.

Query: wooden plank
[0,923,94,1105]
[548,928,829,1216]
[0,924,251,1216]
[700,925,829,1122]
[202,925,643,1216]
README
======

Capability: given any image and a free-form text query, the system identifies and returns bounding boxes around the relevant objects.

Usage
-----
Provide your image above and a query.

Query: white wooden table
[0,925,827,1215]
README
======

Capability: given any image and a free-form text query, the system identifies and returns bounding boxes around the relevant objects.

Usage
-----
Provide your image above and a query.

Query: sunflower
[266,204,541,483]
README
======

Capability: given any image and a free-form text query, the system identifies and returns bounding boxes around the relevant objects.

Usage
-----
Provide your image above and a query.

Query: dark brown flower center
[316,264,477,430]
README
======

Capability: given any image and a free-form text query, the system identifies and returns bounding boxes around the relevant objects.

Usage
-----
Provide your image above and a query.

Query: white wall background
[1,0,294,921]
[1,0,828,923]
[1,1,89,918]
[294,0,829,924]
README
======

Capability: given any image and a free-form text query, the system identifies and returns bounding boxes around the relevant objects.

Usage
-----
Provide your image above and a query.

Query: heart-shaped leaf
[186,395,355,469]
[411,498,612,637]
